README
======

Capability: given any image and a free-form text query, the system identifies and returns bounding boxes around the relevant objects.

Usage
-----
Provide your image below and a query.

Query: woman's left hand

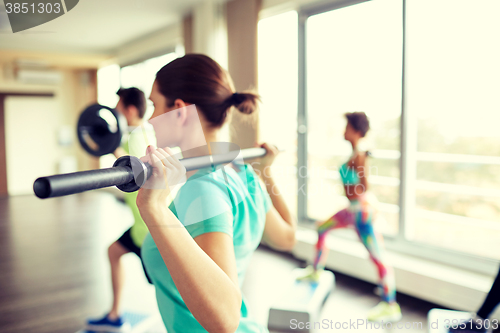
[251,142,280,179]
[136,145,186,211]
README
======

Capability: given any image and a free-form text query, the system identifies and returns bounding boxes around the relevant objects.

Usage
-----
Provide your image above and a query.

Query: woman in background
[300,112,402,323]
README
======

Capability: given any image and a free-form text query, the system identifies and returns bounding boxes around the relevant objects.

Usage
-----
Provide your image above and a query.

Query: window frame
[296,0,500,276]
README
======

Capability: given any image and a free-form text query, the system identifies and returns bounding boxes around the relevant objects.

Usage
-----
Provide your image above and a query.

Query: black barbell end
[34,164,136,199]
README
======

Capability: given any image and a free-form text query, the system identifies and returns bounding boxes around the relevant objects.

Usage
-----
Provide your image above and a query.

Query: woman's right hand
[136,145,186,214]
[252,142,279,179]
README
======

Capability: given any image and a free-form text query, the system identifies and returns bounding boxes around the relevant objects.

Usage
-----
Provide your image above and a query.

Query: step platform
[427,308,473,333]
[77,311,166,333]
[268,268,335,333]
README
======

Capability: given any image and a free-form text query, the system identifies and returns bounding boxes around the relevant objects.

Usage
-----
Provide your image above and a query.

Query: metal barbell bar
[33,147,268,199]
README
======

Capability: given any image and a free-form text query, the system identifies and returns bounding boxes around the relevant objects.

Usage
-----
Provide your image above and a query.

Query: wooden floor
[0,191,442,333]
[0,192,158,333]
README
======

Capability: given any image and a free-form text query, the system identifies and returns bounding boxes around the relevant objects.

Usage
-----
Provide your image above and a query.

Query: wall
[190,0,228,68]
[183,14,194,54]
[5,96,60,195]
[115,24,183,66]
[0,57,100,196]
[226,0,261,149]
[178,0,263,150]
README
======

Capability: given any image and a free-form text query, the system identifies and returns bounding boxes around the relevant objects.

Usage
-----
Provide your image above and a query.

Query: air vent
[16,69,62,85]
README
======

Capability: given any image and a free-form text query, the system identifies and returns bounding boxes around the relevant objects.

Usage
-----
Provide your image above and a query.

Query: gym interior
[0,0,499,332]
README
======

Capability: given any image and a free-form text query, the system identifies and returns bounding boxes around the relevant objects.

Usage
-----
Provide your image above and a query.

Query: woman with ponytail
[136,54,296,333]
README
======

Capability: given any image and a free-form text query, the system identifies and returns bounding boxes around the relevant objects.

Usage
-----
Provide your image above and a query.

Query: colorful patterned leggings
[313,198,396,303]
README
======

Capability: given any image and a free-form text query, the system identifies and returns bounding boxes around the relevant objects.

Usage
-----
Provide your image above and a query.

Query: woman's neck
[179,129,219,159]
[128,118,143,127]
[350,139,359,153]
[180,130,219,178]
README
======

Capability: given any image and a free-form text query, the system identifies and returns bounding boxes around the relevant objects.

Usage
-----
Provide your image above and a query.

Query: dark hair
[116,87,147,119]
[155,54,259,128]
[345,112,370,137]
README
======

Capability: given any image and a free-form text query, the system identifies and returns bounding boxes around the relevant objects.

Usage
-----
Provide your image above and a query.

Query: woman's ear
[173,98,191,110]
[127,105,139,119]
[173,99,189,125]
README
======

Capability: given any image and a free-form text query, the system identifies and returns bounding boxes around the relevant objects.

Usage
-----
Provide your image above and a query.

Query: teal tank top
[141,164,272,333]
[339,162,360,185]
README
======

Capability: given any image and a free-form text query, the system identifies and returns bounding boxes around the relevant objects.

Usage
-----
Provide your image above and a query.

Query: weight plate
[77,104,126,157]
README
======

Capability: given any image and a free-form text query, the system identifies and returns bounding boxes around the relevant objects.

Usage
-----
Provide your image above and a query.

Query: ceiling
[0,0,206,54]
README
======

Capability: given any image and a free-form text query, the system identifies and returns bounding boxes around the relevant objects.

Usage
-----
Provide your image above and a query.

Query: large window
[295,0,500,265]
[258,11,299,215]
[405,0,500,260]
[97,64,120,108]
[305,0,402,236]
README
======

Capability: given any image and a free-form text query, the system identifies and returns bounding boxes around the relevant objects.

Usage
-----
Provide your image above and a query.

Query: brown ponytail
[226,92,260,115]
[155,54,260,128]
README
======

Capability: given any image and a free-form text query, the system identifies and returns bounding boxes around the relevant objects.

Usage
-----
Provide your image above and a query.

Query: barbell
[33,147,269,199]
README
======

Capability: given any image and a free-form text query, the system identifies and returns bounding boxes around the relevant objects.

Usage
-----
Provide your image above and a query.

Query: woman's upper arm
[354,152,367,168]
[177,177,239,286]
[193,232,239,287]
[262,206,296,251]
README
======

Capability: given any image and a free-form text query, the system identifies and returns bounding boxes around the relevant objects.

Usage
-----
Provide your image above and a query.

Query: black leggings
[117,228,153,284]
[477,266,500,319]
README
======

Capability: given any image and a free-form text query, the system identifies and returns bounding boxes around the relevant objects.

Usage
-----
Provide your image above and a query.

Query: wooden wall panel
[226,0,262,149]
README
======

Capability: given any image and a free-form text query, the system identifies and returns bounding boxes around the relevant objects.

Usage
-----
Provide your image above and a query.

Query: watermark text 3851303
[3,0,79,33]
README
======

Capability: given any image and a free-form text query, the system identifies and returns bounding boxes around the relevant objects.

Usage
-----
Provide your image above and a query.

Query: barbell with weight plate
[33,147,270,199]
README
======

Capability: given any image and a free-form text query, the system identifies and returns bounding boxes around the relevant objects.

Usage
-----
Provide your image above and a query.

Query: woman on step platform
[299,112,402,323]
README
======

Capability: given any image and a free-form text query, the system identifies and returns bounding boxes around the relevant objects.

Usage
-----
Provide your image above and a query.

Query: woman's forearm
[141,204,241,333]
[261,171,295,228]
